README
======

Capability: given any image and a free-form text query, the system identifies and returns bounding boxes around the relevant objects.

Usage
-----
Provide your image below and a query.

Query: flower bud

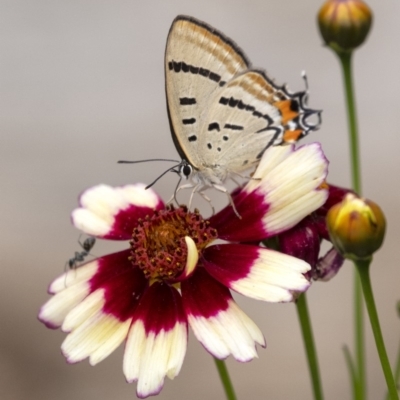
[326,193,386,261]
[318,0,373,52]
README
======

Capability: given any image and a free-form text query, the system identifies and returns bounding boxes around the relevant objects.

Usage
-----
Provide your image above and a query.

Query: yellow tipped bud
[326,193,386,261]
[318,0,373,52]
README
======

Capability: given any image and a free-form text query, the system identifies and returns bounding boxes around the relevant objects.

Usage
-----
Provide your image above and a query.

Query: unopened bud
[326,193,385,261]
[318,0,373,52]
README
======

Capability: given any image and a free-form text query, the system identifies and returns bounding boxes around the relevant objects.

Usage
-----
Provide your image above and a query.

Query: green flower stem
[296,293,324,400]
[354,276,366,400]
[343,345,360,400]
[339,52,361,195]
[385,341,400,400]
[355,260,399,400]
[214,358,237,400]
[338,50,365,400]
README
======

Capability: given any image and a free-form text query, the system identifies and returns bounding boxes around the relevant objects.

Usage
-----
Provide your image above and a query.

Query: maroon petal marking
[73,184,165,240]
[181,268,231,318]
[202,244,259,285]
[210,190,270,242]
[89,250,148,321]
[133,282,186,333]
[107,203,163,240]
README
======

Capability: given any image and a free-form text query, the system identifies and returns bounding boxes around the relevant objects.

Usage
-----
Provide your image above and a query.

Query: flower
[39,143,328,398]
[277,184,351,281]
[326,192,386,261]
[317,0,373,52]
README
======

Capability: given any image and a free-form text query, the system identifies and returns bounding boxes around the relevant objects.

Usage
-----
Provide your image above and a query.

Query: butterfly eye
[181,164,192,179]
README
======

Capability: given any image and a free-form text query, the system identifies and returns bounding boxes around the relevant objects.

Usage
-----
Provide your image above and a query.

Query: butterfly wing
[197,69,319,173]
[165,15,249,168]
[165,15,321,180]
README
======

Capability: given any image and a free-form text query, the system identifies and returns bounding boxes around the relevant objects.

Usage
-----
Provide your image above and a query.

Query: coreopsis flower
[39,143,328,398]
[277,184,351,281]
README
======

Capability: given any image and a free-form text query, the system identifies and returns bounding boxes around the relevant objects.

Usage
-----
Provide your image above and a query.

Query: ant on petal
[66,236,96,270]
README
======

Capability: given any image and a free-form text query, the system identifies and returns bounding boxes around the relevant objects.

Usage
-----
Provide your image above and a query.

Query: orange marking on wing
[274,100,299,124]
[283,129,303,143]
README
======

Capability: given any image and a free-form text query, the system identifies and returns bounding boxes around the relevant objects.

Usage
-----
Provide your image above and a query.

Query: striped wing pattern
[165,15,320,177]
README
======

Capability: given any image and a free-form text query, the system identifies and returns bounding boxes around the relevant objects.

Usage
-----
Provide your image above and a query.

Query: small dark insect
[66,236,96,269]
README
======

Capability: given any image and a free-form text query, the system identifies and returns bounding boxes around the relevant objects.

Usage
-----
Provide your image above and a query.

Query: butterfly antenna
[145,164,182,190]
[301,70,309,103]
[118,158,180,164]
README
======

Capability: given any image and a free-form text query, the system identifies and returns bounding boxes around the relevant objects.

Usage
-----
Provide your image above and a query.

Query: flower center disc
[130,206,217,281]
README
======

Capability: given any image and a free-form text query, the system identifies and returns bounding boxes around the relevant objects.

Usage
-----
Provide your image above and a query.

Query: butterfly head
[179,160,193,181]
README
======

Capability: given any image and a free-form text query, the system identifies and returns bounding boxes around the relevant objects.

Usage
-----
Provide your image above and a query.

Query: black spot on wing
[199,67,209,77]
[228,98,238,107]
[173,62,182,72]
[207,143,212,149]
[217,96,277,133]
[208,122,220,132]
[180,97,196,105]
[182,118,196,125]
[209,72,221,83]
[169,60,221,84]
[223,135,229,141]
[188,135,197,142]
[290,100,299,112]
[224,124,243,131]
[181,62,189,72]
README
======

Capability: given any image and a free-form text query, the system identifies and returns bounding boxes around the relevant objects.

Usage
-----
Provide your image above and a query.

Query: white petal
[230,249,310,302]
[39,281,90,328]
[123,320,187,397]
[188,299,265,362]
[62,308,130,364]
[250,143,328,233]
[49,260,99,294]
[72,184,161,236]
[62,289,105,332]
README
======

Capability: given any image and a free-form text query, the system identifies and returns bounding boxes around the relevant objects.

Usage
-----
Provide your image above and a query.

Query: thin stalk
[339,52,362,195]
[214,358,237,400]
[296,293,324,400]
[343,345,360,400]
[355,260,399,399]
[385,340,400,400]
[338,50,365,400]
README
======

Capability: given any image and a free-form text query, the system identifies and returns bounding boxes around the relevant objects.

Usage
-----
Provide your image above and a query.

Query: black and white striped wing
[197,69,290,173]
[165,15,249,168]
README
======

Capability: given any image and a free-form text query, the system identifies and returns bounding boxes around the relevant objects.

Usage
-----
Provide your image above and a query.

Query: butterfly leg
[198,190,215,216]
[169,182,194,207]
[213,184,242,219]
[188,183,202,211]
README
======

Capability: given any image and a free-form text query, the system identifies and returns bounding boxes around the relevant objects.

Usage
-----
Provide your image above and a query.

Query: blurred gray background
[1,0,400,399]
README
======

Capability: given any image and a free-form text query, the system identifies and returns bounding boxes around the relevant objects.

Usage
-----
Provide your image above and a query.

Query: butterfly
[164,15,321,212]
